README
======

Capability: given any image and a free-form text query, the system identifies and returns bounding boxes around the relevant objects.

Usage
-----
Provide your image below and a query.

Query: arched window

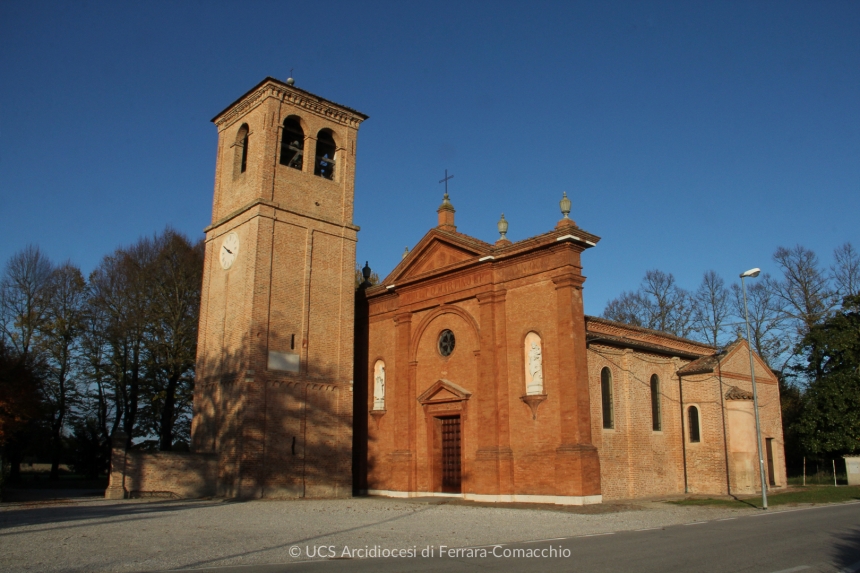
[601,367,614,429]
[688,406,701,443]
[650,374,662,431]
[314,129,337,180]
[233,124,249,178]
[279,117,304,170]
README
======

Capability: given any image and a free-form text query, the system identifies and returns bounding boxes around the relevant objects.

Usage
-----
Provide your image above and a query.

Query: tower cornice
[212,77,369,130]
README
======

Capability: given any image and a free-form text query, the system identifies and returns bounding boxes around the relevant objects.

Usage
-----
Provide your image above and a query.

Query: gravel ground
[0,495,760,572]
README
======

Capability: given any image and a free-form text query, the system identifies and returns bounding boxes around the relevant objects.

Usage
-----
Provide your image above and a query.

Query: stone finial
[362,261,372,282]
[560,192,571,219]
[555,191,576,229]
[437,192,456,231]
[497,213,508,241]
[402,246,409,259]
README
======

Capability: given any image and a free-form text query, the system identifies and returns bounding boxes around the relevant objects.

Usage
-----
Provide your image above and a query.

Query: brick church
[106,77,786,504]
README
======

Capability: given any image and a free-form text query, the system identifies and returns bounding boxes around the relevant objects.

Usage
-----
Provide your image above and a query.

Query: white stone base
[366,489,602,506]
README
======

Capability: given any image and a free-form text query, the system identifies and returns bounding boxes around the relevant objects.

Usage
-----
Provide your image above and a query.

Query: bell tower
[191,77,368,498]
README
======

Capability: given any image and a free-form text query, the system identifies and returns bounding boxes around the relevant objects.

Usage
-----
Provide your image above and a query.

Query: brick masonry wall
[124,452,219,498]
[587,346,687,500]
[586,337,786,500]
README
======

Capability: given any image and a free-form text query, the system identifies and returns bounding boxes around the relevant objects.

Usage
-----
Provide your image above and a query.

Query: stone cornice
[204,197,360,236]
[212,77,368,130]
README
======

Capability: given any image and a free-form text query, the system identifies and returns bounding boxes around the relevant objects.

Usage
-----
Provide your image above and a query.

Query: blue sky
[1,1,858,316]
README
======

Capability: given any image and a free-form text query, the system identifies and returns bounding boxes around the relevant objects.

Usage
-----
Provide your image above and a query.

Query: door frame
[418,379,471,494]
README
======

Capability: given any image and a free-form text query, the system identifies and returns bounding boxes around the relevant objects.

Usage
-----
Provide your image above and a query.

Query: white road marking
[716,517,736,521]
[635,527,662,531]
[521,537,570,543]
[769,566,810,573]
[579,532,615,537]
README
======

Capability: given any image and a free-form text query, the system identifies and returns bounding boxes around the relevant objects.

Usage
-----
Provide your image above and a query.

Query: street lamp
[740,267,768,510]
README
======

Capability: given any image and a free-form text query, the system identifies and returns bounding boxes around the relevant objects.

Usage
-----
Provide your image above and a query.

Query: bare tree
[832,242,860,301]
[692,270,730,347]
[76,296,115,461]
[603,270,694,338]
[772,245,837,338]
[139,230,203,450]
[730,274,789,370]
[603,290,648,328]
[88,242,153,448]
[38,263,87,479]
[641,270,695,337]
[0,245,53,359]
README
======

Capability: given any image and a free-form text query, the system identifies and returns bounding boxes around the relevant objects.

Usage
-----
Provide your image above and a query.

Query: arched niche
[524,331,544,395]
[372,359,385,411]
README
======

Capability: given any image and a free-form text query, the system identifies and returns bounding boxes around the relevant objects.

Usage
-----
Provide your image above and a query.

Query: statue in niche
[373,363,385,410]
[527,340,544,395]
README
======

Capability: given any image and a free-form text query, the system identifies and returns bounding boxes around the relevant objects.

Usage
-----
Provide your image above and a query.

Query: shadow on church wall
[106,311,378,499]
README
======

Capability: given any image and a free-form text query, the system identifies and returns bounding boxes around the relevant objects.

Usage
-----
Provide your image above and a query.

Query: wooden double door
[438,416,462,493]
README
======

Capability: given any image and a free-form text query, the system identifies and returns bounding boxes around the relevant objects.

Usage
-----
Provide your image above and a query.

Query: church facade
[106,78,786,503]
[355,195,785,504]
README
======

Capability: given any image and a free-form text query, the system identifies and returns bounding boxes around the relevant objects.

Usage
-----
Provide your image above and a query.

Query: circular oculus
[438,329,455,357]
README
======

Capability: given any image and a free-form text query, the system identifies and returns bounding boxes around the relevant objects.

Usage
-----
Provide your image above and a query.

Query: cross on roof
[439,169,454,195]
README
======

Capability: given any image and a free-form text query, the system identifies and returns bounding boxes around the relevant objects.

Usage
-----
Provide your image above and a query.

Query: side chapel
[105,77,786,504]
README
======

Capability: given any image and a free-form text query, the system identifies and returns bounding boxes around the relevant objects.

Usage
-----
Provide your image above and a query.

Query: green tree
[794,294,860,456]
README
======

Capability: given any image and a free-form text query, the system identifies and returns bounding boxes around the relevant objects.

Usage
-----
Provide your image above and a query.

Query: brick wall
[123,452,218,498]
[106,433,218,499]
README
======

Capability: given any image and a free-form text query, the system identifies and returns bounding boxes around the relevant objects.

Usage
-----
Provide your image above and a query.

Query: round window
[438,329,455,357]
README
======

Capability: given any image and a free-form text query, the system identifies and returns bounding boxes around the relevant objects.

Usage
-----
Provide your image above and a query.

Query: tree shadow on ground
[832,525,860,569]
[176,502,436,571]
[0,498,222,533]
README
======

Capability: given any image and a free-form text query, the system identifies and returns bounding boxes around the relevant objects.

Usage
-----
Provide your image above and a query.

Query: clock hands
[223,246,233,255]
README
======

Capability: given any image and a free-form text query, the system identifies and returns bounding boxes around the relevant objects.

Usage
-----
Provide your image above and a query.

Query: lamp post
[740,267,768,510]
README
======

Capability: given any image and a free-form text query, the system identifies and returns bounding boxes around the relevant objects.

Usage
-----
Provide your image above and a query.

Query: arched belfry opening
[233,123,249,179]
[314,129,337,180]
[279,116,304,170]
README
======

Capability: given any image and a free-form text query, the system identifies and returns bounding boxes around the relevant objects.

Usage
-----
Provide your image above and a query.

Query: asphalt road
[176,502,860,573]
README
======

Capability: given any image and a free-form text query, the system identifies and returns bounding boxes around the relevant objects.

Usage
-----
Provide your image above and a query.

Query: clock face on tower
[220,232,239,269]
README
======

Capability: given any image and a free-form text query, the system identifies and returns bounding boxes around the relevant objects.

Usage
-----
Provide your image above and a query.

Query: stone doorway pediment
[417,379,472,405]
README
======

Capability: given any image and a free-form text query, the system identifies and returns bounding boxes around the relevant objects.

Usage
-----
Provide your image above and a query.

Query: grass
[670,485,860,509]
[786,472,848,486]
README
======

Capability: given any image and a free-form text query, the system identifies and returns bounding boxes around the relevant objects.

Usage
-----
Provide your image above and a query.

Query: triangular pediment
[386,230,491,284]
[417,379,472,405]
[406,242,476,277]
